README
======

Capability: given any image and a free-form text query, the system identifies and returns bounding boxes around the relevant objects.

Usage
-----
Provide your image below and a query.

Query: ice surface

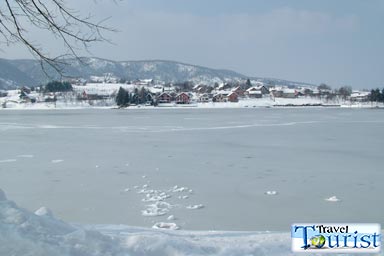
[1,108,384,232]
[0,189,6,201]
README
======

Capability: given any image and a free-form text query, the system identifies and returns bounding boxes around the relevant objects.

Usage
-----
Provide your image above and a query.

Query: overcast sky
[2,0,383,89]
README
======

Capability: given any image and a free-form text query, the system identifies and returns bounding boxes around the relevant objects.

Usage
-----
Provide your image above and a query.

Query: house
[248,90,262,98]
[232,86,245,97]
[19,91,37,103]
[43,93,56,102]
[175,92,191,104]
[245,85,269,97]
[282,88,297,98]
[133,79,154,86]
[194,84,212,94]
[198,93,210,102]
[81,90,110,100]
[299,87,314,96]
[270,88,283,97]
[256,85,270,95]
[21,86,32,94]
[217,83,232,91]
[212,92,228,102]
[145,93,154,104]
[227,92,239,102]
[213,91,238,102]
[157,92,172,103]
[350,91,370,102]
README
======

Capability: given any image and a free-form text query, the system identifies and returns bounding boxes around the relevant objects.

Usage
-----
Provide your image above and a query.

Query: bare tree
[0,0,113,74]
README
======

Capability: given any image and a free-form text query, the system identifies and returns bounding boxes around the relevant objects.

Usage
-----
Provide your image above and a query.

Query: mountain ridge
[0,57,311,89]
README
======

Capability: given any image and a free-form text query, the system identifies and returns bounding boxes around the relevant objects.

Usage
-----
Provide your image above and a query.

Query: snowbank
[0,189,125,256]
[0,189,380,255]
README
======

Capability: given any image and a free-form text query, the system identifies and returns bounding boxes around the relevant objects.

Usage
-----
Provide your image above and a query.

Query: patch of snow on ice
[170,185,188,193]
[167,215,176,221]
[141,202,171,217]
[17,154,34,158]
[51,159,64,164]
[186,204,204,210]
[34,207,54,217]
[152,222,180,230]
[0,159,17,163]
[325,196,341,202]
[265,191,278,196]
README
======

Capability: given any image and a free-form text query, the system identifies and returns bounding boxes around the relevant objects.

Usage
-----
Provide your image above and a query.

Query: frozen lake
[0,108,383,231]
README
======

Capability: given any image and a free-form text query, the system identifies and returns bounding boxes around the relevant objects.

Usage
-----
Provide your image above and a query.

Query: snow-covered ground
[2,83,382,110]
[0,188,291,255]
[4,188,378,256]
[1,94,382,110]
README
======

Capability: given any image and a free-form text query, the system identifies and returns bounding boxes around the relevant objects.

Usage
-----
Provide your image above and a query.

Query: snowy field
[0,108,384,255]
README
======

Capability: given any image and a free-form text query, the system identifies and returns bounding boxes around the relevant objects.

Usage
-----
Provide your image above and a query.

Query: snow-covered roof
[246,86,266,92]
[350,91,370,98]
[282,88,296,94]
[248,90,262,95]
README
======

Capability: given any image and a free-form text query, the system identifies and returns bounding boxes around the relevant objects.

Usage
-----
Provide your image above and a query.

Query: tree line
[43,81,73,93]
[369,88,384,102]
[115,87,153,107]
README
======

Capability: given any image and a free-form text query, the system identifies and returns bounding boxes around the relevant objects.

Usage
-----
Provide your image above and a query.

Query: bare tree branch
[0,0,115,77]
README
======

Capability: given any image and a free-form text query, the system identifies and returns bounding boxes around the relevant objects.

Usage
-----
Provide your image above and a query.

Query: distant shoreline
[1,101,383,111]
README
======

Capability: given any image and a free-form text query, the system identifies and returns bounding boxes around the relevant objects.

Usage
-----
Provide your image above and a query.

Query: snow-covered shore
[0,188,291,256]
[1,97,382,110]
[1,189,382,256]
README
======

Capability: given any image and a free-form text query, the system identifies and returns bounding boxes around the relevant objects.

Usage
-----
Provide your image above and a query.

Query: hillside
[0,57,309,89]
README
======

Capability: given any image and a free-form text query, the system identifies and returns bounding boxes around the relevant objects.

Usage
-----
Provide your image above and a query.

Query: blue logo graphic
[291,223,381,253]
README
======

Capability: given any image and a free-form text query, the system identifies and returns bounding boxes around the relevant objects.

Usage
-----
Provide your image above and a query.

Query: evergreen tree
[116,87,129,107]
[246,79,252,88]
[381,88,384,102]
[369,89,381,102]
[138,87,147,104]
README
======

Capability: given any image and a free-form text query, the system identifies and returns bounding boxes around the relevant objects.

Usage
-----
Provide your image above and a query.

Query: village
[0,74,376,109]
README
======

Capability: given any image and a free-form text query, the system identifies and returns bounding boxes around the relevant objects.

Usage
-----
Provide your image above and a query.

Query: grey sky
[1,0,383,89]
